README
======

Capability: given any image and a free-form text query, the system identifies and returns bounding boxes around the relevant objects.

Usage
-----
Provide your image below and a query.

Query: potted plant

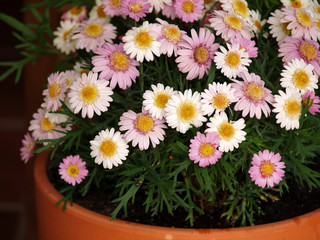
[1,0,320,239]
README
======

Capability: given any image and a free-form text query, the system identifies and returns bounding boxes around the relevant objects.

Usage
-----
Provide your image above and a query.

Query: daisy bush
[2,0,320,227]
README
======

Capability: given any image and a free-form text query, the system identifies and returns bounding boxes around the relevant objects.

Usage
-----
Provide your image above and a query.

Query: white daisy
[272,88,302,130]
[267,9,291,43]
[281,0,312,9]
[164,89,206,134]
[249,9,267,38]
[68,71,113,118]
[122,21,161,62]
[53,20,78,55]
[73,61,91,78]
[214,43,251,79]
[149,0,172,12]
[219,0,250,19]
[205,112,246,152]
[45,109,70,124]
[90,128,129,169]
[280,58,318,94]
[201,82,238,116]
[143,83,176,119]
[89,0,112,23]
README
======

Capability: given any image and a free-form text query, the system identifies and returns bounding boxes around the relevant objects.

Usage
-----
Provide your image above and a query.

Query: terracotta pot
[34,151,320,240]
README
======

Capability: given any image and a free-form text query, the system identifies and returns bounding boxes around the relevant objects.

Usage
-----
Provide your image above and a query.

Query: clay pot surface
[34,151,320,240]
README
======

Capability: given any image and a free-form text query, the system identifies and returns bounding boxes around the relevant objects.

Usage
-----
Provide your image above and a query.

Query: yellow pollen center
[110,51,130,71]
[212,93,229,110]
[154,93,169,109]
[224,15,243,30]
[97,5,107,18]
[316,19,320,31]
[26,142,34,152]
[63,28,74,41]
[233,0,249,18]
[315,6,320,15]
[129,3,142,13]
[218,122,235,140]
[135,115,154,133]
[199,143,215,157]
[296,10,312,28]
[182,0,195,13]
[100,139,117,157]
[225,51,241,68]
[49,82,60,99]
[163,25,181,43]
[70,6,82,15]
[291,0,302,8]
[178,102,197,122]
[299,42,317,60]
[254,20,262,31]
[134,31,153,49]
[80,85,99,104]
[285,98,302,118]
[293,70,310,89]
[245,83,265,102]
[110,0,122,8]
[194,46,209,64]
[41,117,56,131]
[280,22,291,35]
[84,23,103,37]
[67,164,80,177]
[260,161,274,177]
[66,78,73,86]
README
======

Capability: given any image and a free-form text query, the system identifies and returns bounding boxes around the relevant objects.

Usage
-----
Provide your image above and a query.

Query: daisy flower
[53,20,78,55]
[162,2,177,20]
[89,0,111,23]
[92,43,140,89]
[61,69,77,89]
[280,58,318,94]
[249,150,285,188]
[73,61,91,77]
[267,9,291,43]
[230,38,258,58]
[205,112,246,152]
[42,72,67,112]
[249,9,267,38]
[72,20,117,52]
[164,89,206,134]
[176,28,219,80]
[232,72,274,119]
[272,88,302,130]
[201,82,238,116]
[174,0,204,23]
[20,133,35,164]
[120,0,152,21]
[209,10,252,41]
[302,90,320,115]
[214,43,251,79]
[90,128,129,169]
[189,131,223,167]
[45,107,70,124]
[281,0,312,9]
[118,108,167,150]
[278,37,320,75]
[143,83,176,119]
[58,155,88,186]
[61,5,88,23]
[156,18,186,57]
[219,0,250,19]
[122,21,161,62]
[102,0,123,16]
[149,0,172,12]
[68,71,114,118]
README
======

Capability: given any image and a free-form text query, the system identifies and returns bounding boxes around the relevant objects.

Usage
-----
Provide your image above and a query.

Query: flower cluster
[17,0,320,227]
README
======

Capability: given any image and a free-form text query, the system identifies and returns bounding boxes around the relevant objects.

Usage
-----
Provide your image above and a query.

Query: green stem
[165,56,173,86]
[140,62,144,93]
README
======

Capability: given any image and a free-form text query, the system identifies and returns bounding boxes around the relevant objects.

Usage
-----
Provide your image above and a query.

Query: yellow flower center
[316,18,320,31]
[26,142,34,153]
[80,84,99,104]
[154,92,169,109]
[129,3,141,13]
[134,31,153,49]
[110,51,130,71]
[218,122,235,140]
[315,6,320,15]
[66,78,73,86]
[110,0,122,8]
[280,22,291,35]
[182,0,195,13]
[49,82,60,99]
[225,51,241,68]
[212,93,229,110]
[63,27,75,41]
[199,143,215,157]
[178,102,197,122]
[254,20,262,31]
[260,161,274,178]
[163,25,181,43]
[41,117,56,131]
[291,0,302,8]
[299,42,317,60]
[285,98,301,118]
[296,10,312,28]
[100,139,117,157]
[84,23,103,37]
[224,15,243,30]
[245,83,265,102]
[193,46,209,64]
[293,69,310,89]
[67,164,80,177]
[233,0,249,18]
[70,6,82,15]
[97,4,107,18]
[135,115,154,133]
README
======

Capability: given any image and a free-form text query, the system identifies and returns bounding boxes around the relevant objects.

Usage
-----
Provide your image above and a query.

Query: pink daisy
[302,90,320,115]
[209,10,252,41]
[102,0,123,16]
[61,69,77,89]
[278,37,320,76]
[118,108,167,150]
[120,0,151,21]
[174,0,204,23]
[43,72,67,111]
[230,38,258,58]
[92,43,140,89]
[59,155,88,186]
[249,150,286,188]
[61,5,88,23]
[176,28,219,80]
[231,72,274,119]
[162,2,177,20]
[189,131,223,167]
[72,20,117,52]
[20,132,35,164]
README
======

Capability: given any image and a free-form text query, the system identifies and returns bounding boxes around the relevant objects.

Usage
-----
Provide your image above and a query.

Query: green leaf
[0,13,34,36]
